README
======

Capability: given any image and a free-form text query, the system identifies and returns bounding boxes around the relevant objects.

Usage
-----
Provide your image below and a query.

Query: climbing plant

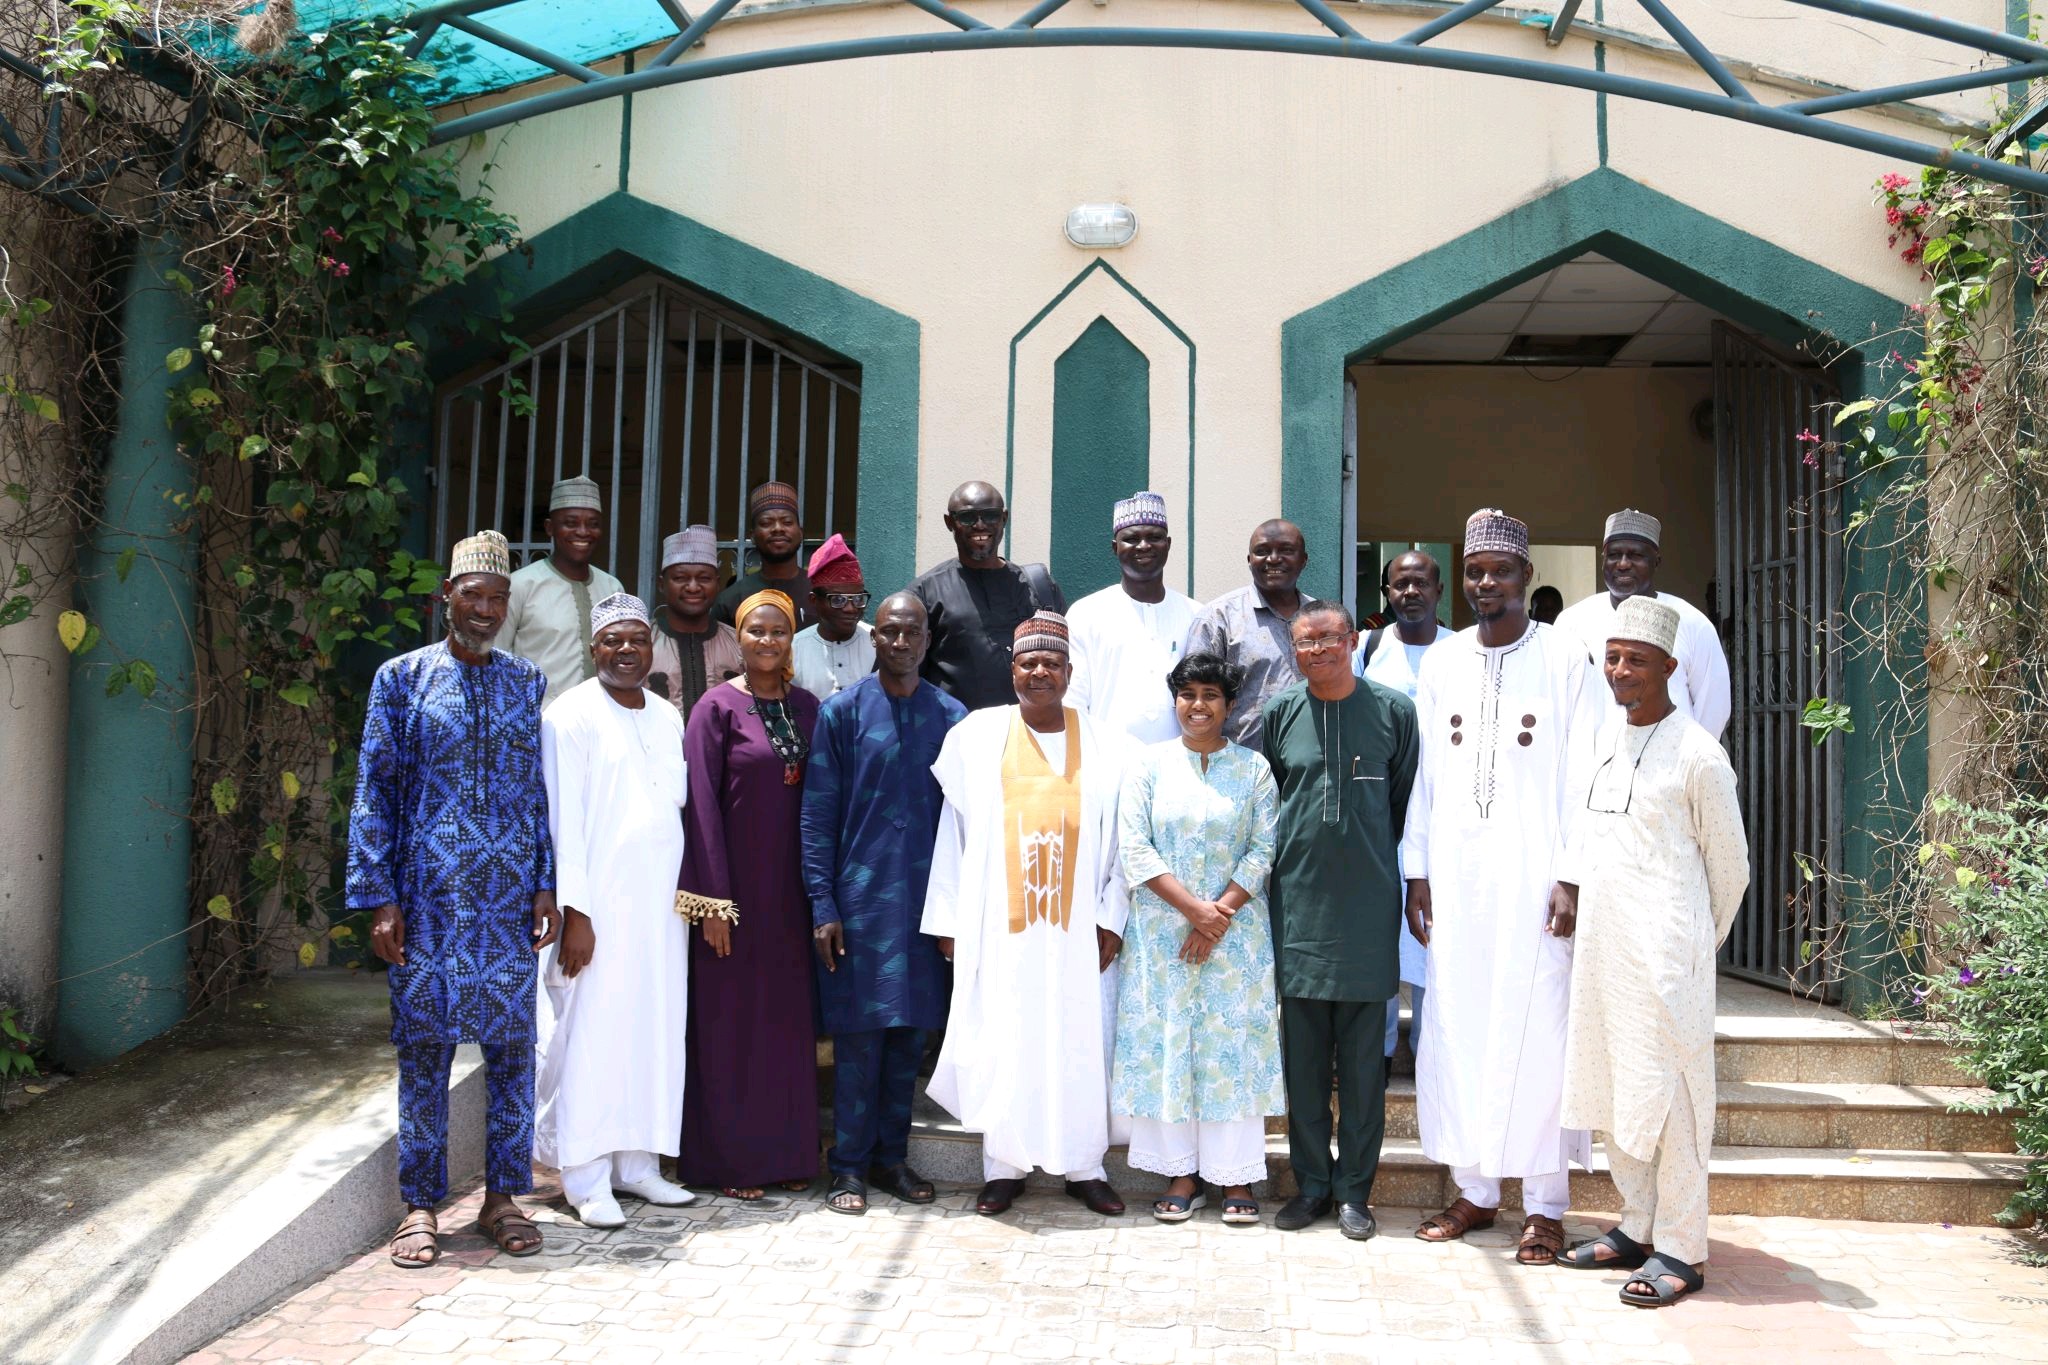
[0,5,522,1001]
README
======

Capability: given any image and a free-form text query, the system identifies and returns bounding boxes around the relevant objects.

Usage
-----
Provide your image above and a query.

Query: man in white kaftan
[1404,510,1604,1263]
[921,611,1133,1217]
[1554,509,1730,740]
[1558,596,1748,1305]
[1067,491,1201,749]
[536,593,695,1227]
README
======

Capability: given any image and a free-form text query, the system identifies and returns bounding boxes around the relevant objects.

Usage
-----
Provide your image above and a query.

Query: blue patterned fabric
[1111,740,1288,1124]
[800,675,966,1035]
[396,1041,535,1205]
[828,1026,925,1177]
[346,642,555,1046]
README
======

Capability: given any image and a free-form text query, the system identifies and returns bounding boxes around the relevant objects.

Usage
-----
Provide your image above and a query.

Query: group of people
[345,472,1749,1310]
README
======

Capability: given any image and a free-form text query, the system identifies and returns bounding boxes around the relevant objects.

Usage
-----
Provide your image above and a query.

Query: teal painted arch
[1278,166,1918,1010]
[1051,316,1152,601]
[422,191,922,601]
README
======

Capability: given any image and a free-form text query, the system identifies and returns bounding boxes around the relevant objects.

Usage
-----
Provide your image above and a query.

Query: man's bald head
[1247,519,1308,599]
[875,590,925,623]
[947,481,1005,515]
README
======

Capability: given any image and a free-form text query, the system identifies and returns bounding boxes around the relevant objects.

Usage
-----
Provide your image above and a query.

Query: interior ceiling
[1367,253,1735,367]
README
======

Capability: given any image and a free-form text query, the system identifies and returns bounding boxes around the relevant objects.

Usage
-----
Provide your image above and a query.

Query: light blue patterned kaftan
[1110,740,1286,1125]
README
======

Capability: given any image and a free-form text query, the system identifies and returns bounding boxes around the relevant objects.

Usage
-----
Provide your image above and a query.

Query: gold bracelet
[674,890,739,926]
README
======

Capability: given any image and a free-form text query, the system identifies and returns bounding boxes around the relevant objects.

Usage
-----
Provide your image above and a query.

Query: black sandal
[824,1173,867,1216]
[867,1163,936,1204]
[1559,1227,1652,1270]
[1620,1253,1706,1307]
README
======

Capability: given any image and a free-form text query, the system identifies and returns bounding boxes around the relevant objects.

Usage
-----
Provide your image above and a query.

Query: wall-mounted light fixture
[1065,203,1137,249]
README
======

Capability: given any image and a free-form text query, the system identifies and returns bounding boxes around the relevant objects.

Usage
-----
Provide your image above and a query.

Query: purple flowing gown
[678,681,822,1188]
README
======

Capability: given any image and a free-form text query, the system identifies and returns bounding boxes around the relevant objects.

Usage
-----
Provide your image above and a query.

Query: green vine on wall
[3,7,524,998]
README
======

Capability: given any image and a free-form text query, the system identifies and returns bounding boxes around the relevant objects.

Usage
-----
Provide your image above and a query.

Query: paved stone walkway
[191,1173,2045,1364]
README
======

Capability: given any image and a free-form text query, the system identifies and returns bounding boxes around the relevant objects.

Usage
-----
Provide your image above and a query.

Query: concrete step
[1360,1078,2014,1153]
[901,1121,2029,1227]
[1711,1016,1976,1085]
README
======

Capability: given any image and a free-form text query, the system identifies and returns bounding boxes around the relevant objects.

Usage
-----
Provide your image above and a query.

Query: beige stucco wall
[1350,363,1719,614]
[446,0,1936,606]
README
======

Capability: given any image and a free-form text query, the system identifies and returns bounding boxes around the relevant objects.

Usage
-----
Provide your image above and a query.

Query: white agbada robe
[1554,591,1731,740]
[1401,620,1603,1180]
[1561,715,1748,1166]
[920,705,1131,1176]
[535,677,690,1171]
[1358,623,1453,989]
[1066,585,1201,748]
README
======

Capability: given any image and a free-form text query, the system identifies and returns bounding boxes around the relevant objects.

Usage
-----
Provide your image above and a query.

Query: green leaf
[277,681,316,707]
[0,595,28,628]
[239,435,269,461]
[114,547,136,583]
[206,894,233,921]
[165,347,193,374]
[23,393,58,422]
[1832,398,1879,427]
[211,776,238,815]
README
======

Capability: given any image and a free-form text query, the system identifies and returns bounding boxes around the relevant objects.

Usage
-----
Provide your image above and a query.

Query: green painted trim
[425,191,922,603]
[618,50,634,195]
[55,237,198,1066]
[1595,42,1608,165]
[1279,166,1917,1011]
[1051,317,1151,599]
[1004,258,1198,594]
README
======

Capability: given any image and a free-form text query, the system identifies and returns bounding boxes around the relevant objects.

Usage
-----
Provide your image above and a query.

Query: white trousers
[562,1149,661,1208]
[1454,1164,1571,1220]
[1126,1115,1269,1187]
[1609,1078,1710,1264]
[984,1153,1107,1183]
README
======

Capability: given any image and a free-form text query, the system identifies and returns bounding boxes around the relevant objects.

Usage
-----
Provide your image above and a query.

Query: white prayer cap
[590,592,652,641]
[1604,508,1662,546]
[1463,508,1529,560]
[550,475,603,513]
[1609,595,1680,656]
[662,524,720,569]
[1113,491,1168,532]
[448,529,511,580]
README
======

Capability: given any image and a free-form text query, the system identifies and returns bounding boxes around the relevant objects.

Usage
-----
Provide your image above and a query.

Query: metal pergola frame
[3,0,2047,211]
[397,0,2048,192]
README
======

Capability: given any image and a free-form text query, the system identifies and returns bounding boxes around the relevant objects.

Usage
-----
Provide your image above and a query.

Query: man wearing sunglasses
[911,481,1066,709]
[792,534,875,701]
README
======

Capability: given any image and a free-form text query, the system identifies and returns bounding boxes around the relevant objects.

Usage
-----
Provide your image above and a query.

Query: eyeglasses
[820,592,870,610]
[951,510,1004,528]
[1586,717,1667,814]
[1292,634,1352,655]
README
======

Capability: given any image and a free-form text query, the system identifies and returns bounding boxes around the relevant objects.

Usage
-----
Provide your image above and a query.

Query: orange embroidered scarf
[1000,708,1082,934]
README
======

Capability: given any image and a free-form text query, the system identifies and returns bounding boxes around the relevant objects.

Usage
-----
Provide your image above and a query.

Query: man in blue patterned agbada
[802,592,966,1216]
[347,529,561,1270]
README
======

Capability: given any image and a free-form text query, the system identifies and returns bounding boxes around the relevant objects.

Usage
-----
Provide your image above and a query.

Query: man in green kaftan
[1261,600,1418,1240]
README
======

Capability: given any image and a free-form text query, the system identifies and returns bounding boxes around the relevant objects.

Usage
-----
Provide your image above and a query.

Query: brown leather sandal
[476,1204,543,1256]
[388,1208,439,1268]
[1517,1213,1566,1265]
[1415,1197,1497,1242]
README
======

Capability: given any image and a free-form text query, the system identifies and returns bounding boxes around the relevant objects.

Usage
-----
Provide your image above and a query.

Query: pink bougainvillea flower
[1881,172,1912,192]
[321,226,343,243]
[1797,428,1820,444]
[220,265,238,301]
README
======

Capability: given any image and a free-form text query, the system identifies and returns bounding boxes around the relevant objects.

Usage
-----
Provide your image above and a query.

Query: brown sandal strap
[1416,1197,1497,1241]
[389,1209,439,1264]
[1517,1214,1566,1263]
[478,1208,541,1253]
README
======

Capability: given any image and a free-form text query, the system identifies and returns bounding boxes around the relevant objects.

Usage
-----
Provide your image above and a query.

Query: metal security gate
[433,281,861,597]
[1712,322,1843,997]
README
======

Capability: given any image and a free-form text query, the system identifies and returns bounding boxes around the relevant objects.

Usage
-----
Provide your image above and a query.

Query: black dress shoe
[976,1178,1026,1216]
[1275,1194,1334,1231]
[1339,1202,1378,1241]
[1063,1178,1126,1216]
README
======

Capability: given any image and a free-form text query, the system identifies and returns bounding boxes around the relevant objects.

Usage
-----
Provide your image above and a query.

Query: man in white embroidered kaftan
[1555,595,1748,1308]
[1402,509,1605,1268]
[920,611,1132,1219]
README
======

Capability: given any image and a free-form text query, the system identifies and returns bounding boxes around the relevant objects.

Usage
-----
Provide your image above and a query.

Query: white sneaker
[617,1175,697,1207]
[576,1196,627,1228]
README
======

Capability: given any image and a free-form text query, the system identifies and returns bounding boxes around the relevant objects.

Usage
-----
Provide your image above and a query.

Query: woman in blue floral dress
[1112,652,1285,1224]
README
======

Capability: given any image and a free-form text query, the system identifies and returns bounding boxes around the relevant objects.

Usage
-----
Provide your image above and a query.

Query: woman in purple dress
[676,588,822,1199]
